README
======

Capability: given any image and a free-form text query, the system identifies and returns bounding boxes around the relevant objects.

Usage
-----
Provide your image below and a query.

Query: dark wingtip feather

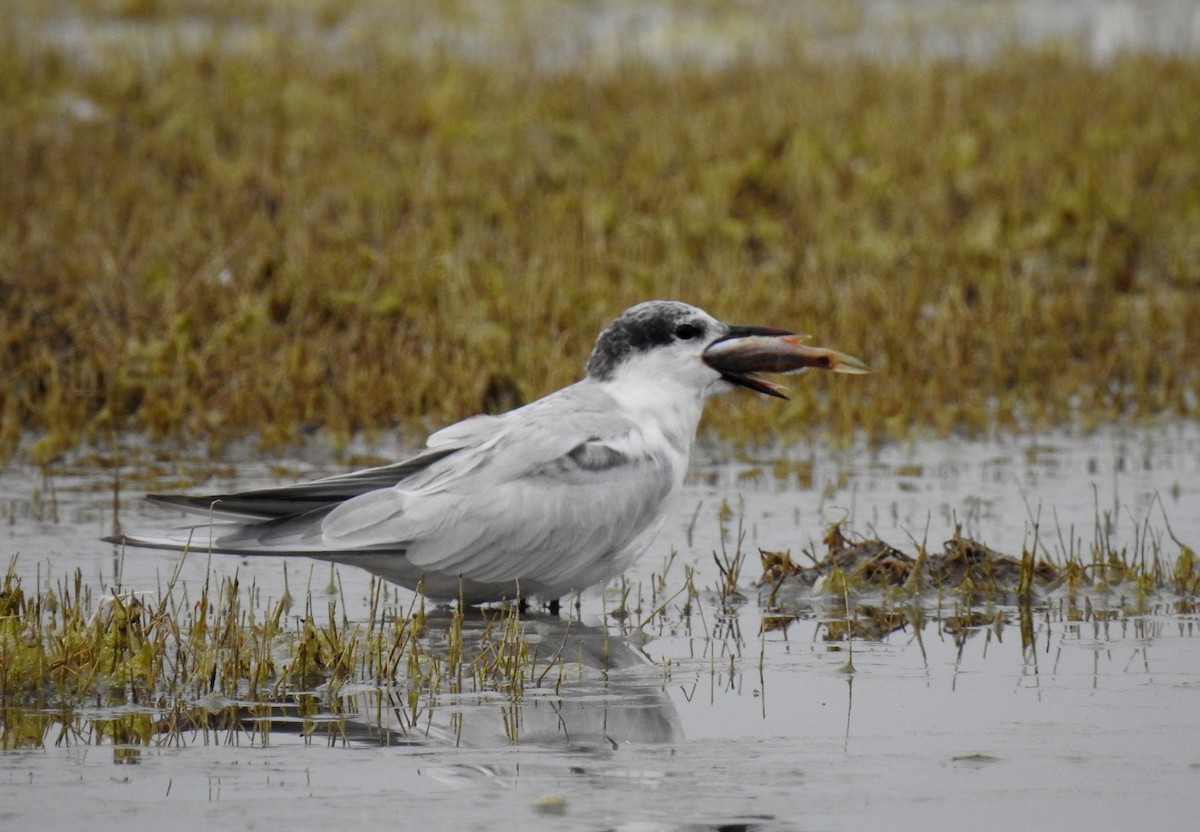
[147,494,219,511]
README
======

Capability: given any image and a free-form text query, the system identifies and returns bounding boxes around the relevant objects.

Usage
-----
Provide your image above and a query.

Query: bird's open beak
[702,325,869,399]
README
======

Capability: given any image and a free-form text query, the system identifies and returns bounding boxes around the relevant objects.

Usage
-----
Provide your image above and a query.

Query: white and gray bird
[108,301,867,605]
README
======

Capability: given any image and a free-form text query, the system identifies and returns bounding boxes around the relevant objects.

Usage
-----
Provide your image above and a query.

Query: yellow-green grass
[3,7,1199,461]
[2,507,1195,747]
[0,554,562,747]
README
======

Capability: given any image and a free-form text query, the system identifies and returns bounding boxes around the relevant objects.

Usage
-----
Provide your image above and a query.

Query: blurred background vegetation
[2,1,1198,461]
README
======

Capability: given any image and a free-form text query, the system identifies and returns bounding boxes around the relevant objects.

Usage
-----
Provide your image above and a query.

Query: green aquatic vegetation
[3,7,1200,460]
[1175,546,1198,596]
[712,499,750,606]
[0,554,570,748]
[2,502,1194,750]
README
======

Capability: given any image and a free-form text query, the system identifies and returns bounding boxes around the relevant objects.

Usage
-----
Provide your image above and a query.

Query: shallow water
[16,0,1200,71]
[2,424,1199,830]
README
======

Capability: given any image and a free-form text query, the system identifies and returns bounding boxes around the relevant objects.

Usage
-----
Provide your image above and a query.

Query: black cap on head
[585,301,714,380]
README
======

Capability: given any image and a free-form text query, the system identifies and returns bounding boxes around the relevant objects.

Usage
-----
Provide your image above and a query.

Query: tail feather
[105,509,406,557]
[103,524,245,554]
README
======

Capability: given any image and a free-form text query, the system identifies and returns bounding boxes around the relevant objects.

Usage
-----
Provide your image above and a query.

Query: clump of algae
[758,517,1198,645]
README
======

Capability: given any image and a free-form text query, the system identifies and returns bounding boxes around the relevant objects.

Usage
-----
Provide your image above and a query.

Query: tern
[108,301,866,605]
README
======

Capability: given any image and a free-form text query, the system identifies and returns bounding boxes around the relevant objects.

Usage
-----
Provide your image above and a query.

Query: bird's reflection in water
[232,611,683,750]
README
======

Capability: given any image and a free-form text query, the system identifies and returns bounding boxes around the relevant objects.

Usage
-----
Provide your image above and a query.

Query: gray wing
[148,399,514,521]
[222,385,681,584]
[425,413,503,448]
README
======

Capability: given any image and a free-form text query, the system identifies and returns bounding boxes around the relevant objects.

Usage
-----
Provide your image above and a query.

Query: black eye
[674,323,702,340]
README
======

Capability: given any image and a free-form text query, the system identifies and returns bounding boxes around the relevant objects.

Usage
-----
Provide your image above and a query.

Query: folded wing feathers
[128,382,680,589]
[402,431,675,583]
[147,446,461,521]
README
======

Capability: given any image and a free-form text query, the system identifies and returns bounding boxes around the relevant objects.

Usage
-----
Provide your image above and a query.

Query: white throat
[600,363,721,457]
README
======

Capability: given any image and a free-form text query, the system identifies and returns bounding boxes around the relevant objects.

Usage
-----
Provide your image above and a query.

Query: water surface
[2,424,1198,830]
